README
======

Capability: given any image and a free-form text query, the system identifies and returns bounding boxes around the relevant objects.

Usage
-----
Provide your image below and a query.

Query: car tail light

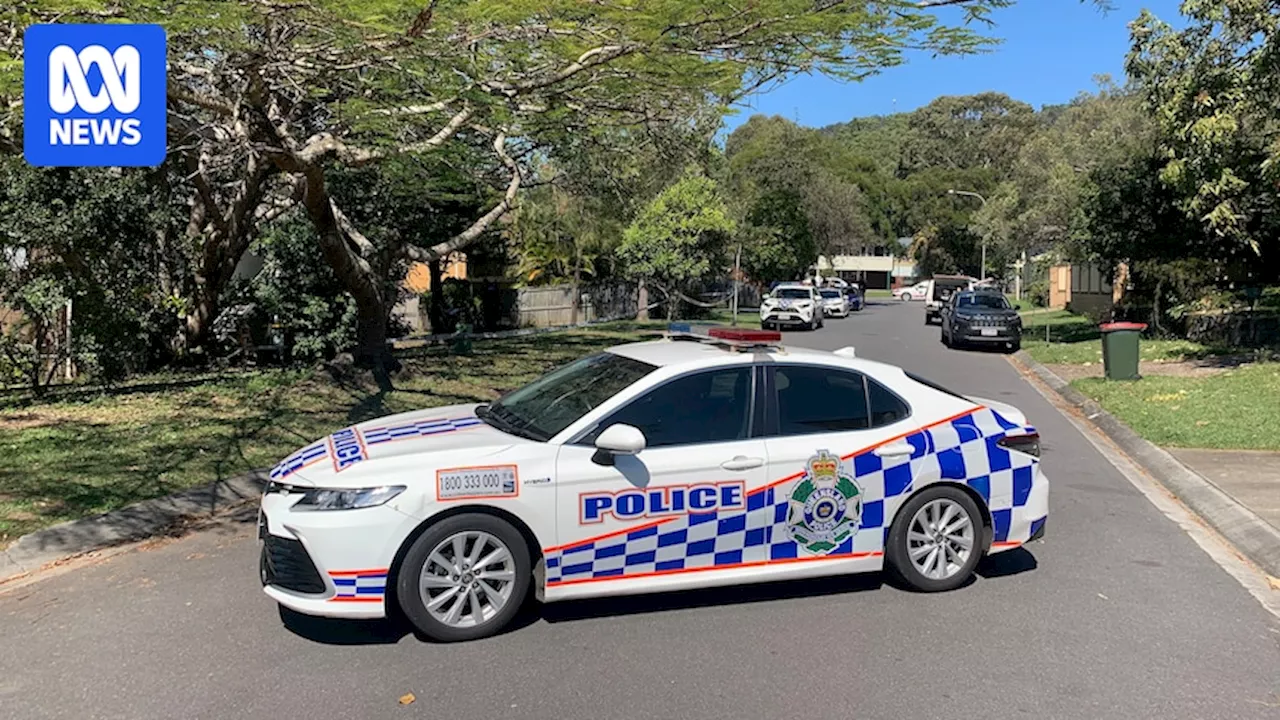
[998,433,1040,458]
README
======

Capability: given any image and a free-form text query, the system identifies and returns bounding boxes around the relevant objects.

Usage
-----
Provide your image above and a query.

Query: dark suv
[940,289,1022,352]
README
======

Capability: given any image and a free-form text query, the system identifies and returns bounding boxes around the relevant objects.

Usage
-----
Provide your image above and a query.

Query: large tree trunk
[636,279,649,321]
[570,260,582,325]
[427,258,446,334]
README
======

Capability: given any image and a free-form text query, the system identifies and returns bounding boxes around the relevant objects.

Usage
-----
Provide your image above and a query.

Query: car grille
[965,315,1011,327]
[260,534,326,594]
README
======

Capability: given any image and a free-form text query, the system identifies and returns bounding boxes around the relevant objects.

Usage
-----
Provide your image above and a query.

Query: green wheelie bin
[1099,321,1147,380]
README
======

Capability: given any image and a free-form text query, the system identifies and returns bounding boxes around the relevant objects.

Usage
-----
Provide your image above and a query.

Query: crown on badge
[807,451,840,480]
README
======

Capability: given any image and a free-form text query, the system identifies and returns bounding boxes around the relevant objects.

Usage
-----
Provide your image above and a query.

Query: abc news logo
[24,24,166,168]
[47,44,144,146]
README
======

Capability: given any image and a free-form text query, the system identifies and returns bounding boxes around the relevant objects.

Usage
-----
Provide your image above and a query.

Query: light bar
[664,323,783,348]
[708,327,782,343]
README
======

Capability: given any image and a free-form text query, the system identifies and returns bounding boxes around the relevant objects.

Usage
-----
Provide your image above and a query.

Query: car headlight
[292,485,406,511]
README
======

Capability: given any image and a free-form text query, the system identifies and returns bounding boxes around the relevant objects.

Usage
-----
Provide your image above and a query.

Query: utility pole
[731,243,742,326]
[947,189,989,281]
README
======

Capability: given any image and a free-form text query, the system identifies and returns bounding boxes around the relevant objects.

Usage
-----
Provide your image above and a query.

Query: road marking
[1008,356,1280,620]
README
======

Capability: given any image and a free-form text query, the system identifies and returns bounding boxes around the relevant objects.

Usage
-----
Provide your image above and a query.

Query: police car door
[758,363,917,578]
[546,365,771,597]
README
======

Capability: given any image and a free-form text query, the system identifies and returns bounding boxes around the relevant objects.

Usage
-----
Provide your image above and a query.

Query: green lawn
[0,324,648,543]
[1074,363,1280,450]
[1018,309,1242,366]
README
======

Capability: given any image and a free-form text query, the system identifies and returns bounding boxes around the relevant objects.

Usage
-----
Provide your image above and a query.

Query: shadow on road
[278,550,1041,646]
[976,546,1039,578]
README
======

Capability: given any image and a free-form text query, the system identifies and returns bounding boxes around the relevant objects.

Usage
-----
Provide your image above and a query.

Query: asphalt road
[3,299,1279,720]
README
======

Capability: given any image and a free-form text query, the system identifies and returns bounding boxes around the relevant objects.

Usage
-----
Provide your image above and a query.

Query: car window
[867,378,911,427]
[774,366,870,434]
[773,366,911,435]
[819,289,841,298]
[488,352,656,440]
[586,367,753,448]
[775,288,811,299]
[958,294,1010,309]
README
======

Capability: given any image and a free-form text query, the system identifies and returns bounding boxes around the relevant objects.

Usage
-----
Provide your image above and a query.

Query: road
[2,299,1279,720]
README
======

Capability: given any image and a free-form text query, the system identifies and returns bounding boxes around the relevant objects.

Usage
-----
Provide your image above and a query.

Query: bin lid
[1099,321,1148,332]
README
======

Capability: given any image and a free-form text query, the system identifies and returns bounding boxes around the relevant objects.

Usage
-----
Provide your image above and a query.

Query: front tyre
[396,513,531,642]
[886,485,983,593]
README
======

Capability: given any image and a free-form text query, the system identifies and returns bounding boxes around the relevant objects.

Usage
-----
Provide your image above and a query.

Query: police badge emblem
[786,450,863,555]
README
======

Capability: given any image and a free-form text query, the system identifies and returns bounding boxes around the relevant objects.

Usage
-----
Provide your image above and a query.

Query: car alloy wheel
[397,513,531,642]
[885,485,983,593]
[906,499,975,581]
[419,531,517,629]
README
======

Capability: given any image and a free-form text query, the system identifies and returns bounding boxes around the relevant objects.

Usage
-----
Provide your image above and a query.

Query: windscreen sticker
[437,464,520,501]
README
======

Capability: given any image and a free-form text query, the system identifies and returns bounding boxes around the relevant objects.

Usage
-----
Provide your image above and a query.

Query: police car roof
[605,337,905,376]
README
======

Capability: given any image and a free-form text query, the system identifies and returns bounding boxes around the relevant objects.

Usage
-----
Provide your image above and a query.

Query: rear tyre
[899,293,910,302]
[396,513,532,643]
[886,485,983,593]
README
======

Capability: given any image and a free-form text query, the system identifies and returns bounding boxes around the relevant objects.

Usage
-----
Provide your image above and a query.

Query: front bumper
[822,304,848,316]
[258,490,421,619]
[761,309,815,326]
[956,325,1021,343]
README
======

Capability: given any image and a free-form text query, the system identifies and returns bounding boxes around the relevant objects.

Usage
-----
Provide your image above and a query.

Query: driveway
[2,300,1278,719]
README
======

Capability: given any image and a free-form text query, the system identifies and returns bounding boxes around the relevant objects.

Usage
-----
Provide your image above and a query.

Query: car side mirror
[762,293,771,301]
[592,423,646,466]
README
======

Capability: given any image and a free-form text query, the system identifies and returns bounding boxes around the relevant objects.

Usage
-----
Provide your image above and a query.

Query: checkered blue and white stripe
[363,416,483,445]
[270,441,328,481]
[331,571,387,598]
[545,406,1043,585]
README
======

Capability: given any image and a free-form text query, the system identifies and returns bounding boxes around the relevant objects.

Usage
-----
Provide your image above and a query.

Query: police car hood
[268,403,528,488]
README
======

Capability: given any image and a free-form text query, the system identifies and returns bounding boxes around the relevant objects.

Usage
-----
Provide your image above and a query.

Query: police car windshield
[819,289,841,298]
[486,352,656,441]
[775,288,811,299]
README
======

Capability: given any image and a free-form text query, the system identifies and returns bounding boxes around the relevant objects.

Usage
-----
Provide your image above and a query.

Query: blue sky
[722,0,1185,133]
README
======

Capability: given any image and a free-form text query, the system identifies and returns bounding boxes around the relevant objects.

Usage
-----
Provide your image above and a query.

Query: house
[1048,261,1127,319]
[816,238,917,290]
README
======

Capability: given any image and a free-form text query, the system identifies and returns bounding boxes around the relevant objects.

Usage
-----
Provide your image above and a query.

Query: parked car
[940,289,1022,352]
[924,275,974,325]
[761,284,823,330]
[845,284,865,311]
[259,325,1048,641]
[897,281,930,302]
[818,288,850,318]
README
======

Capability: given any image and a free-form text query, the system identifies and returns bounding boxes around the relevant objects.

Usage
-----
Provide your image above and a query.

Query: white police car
[761,284,823,330]
[259,326,1048,642]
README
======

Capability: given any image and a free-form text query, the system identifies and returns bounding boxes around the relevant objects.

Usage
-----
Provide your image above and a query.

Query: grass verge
[1073,363,1280,450]
[1018,309,1245,365]
[0,324,648,543]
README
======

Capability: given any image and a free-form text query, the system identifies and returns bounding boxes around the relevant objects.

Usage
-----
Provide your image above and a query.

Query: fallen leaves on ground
[399,693,416,706]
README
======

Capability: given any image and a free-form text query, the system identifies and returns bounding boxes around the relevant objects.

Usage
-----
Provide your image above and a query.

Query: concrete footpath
[1012,351,1280,580]
[1170,449,1280,534]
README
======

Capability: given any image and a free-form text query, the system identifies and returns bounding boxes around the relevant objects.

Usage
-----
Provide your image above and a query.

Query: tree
[899,92,1039,178]
[725,116,878,282]
[1127,2,1280,284]
[1,0,1025,374]
[618,171,734,319]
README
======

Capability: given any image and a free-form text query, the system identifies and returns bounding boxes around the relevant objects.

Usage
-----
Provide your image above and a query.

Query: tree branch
[405,131,522,262]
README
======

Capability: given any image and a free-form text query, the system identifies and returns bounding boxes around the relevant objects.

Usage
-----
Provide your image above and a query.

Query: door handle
[874,442,913,458]
[721,456,764,471]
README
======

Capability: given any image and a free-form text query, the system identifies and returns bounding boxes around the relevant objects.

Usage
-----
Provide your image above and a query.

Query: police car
[259,326,1048,642]
[760,283,823,330]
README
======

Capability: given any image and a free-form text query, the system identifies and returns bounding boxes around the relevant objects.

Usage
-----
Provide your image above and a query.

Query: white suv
[761,284,822,331]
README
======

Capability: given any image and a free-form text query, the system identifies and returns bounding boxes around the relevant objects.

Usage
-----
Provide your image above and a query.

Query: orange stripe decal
[327,568,389,577]
[327,597,384,603]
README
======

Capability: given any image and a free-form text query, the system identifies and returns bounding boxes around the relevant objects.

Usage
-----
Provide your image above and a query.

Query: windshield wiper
[476,404,547,442]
